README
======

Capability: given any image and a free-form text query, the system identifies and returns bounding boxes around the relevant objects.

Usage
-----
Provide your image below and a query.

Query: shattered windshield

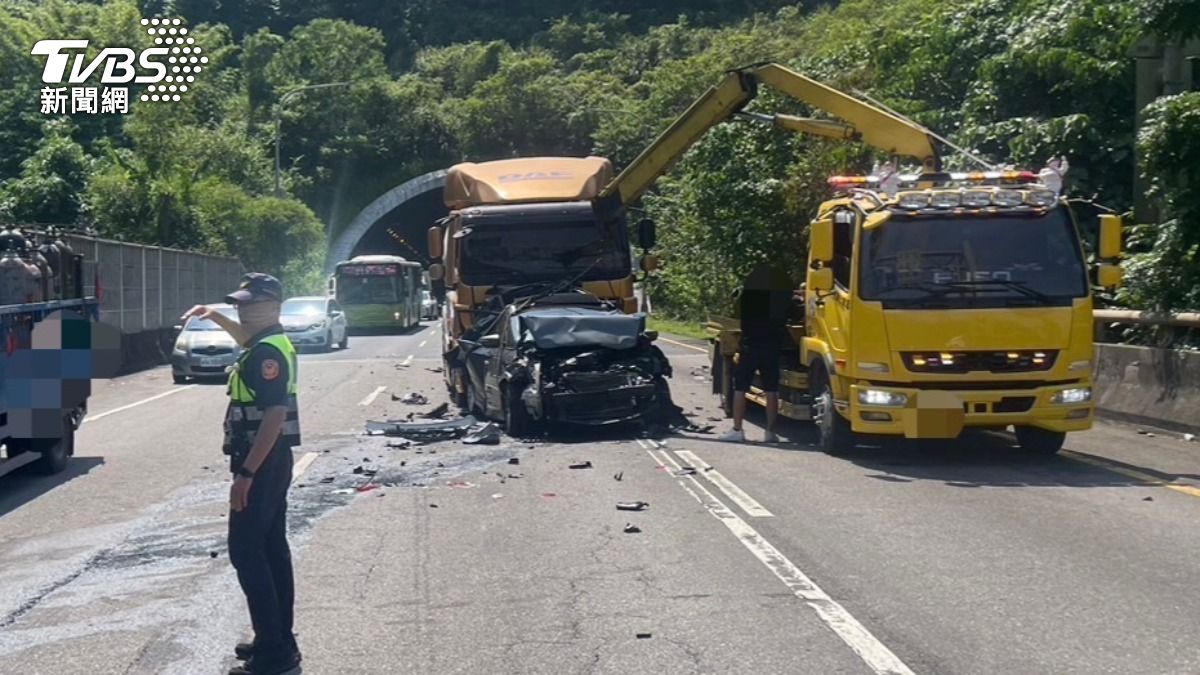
[859,209,1088,308]
[459,217,630,286]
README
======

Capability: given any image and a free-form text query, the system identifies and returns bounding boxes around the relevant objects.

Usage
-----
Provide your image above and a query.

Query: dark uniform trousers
[228,443,295,653]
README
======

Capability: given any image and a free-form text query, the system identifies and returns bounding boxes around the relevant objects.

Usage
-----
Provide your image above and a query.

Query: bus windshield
[336,269,401,305]
[859,209,1088,309]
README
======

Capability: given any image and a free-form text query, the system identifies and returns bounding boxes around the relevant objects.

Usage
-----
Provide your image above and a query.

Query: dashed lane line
[658,336,707,354]
[291,451,318,484]
[358,386,386,407]
[640,441,915,675]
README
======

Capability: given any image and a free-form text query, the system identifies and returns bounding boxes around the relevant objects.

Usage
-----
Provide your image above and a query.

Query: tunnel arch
[324,169,448,274]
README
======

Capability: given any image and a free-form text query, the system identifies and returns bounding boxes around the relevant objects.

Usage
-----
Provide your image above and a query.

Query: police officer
[183,273,302,675]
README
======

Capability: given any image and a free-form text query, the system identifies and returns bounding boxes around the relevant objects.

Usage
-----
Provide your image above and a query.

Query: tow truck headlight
[992,189,1023,207]
[962,189,992,207]
[929,190,961,209]
[1051,387,1091,404]
[1025,188,1057,207]
[858,389,908,407]
[897,191,930,209]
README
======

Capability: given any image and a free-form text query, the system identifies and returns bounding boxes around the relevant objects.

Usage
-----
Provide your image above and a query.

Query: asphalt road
[1,324,1199,674]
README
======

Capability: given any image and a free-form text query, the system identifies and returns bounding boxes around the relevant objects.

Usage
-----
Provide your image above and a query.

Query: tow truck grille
[902,350,1057,373]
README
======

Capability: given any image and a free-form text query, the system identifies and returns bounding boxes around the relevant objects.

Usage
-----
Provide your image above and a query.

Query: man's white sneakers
[763,430,780,443]
[718,429,746,443]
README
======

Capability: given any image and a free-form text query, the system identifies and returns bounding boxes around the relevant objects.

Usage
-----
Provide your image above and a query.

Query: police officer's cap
[225,273,284,304]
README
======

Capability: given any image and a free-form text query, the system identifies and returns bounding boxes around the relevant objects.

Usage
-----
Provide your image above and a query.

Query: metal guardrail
[1093,309,1200,328]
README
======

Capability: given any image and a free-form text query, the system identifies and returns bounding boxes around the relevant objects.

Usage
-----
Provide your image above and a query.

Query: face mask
[237,301,280,331]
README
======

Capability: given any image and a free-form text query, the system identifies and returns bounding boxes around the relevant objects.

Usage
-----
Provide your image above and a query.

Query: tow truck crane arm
[596,62,942,210]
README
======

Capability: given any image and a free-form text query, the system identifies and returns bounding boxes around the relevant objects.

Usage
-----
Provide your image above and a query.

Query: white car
[281,296,348,352]
[421,290,438,320]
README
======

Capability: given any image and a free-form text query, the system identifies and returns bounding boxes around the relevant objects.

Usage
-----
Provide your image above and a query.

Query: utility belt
[223,401,301,456]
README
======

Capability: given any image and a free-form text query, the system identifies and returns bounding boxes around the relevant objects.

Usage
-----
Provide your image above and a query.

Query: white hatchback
[281,296,348,352]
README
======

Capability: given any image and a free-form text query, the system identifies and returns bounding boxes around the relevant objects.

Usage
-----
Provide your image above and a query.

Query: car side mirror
[809,267,834,293]
[479,334,501,349]
[810,219,834,264]
[1098,214,1122,259]
[427,226,444,259]
[637,218,657,251]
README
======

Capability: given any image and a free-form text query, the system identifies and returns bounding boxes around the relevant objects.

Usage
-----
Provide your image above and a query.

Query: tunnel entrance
[325,169,448,273]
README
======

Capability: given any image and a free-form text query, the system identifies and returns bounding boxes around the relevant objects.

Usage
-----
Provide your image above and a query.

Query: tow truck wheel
[503,381,532,438]
[813,368,853,455]
[1015,426,1066,455]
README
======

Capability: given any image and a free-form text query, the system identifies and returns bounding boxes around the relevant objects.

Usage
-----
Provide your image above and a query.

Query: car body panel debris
[623,524,641,533]
[366,416,478,441]
[569,461,593,469]
[616,501,649,511]
[463,422,502,445]
[399,392,429,405]
[422,402,450,419]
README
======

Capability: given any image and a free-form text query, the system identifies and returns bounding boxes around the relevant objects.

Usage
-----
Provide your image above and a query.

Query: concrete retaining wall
[1093,343,1200,433]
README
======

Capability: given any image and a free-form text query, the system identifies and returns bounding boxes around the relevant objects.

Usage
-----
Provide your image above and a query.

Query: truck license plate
[200,356,224,367]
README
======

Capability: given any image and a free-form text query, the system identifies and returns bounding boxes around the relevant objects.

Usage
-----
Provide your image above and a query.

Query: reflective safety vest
[223,332,301,454]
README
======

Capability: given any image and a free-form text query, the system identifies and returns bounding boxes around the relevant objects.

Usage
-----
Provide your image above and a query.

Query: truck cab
[711,171,1122,455]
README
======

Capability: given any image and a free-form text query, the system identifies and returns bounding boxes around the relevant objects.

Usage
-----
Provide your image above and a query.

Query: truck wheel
[813,368,853,455]
[503,381,533,438]
[450,368,469,412]
[1015,426,1066,455]
[172,373,187,385]
[35,418,73,475]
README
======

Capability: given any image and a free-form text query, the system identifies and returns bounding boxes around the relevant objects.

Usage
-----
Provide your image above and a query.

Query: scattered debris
[357,483,380,493]
[1184,433,1196,442]
[681,424,714,434]
[209,551,219,559]
[463,422,502,445]
[437,462,445,468]
[366,415,478,442]
[400,461,407,467]
[429,503,439,508]
[1147,432,1156,438]
[636,633,652,639]
[427,367,444,373]
[613,471,624,482]
[616,501,649,511]
[332,488,355,495]
[674,467,697,476]
[319,476,335,484]
[569,461,593,470]
[492,493,504,499]
[542,492,557,498]
[422,402,450,419]
[623,524,641,534]
[1143,496,1154,502]
[508,457,520,465]
[362,457,371,463]
[707,416,722,422]
[448,481,476,489]
[1137,429,1150,435]
[386,439,413,449]
[507,473,522,479]
[399,392,429,405]
[352,466,377,477]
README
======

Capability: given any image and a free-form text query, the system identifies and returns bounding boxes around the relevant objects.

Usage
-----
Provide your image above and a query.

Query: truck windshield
[459,218,630,286]
[859,209,1088,308]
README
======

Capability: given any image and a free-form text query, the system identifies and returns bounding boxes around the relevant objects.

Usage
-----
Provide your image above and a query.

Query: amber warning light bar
[828,170,1039,190]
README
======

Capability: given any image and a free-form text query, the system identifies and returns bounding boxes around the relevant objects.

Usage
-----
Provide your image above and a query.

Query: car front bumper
[542,382,660,426]
[171,351,237,378]
[847,381,1094,438]
[284,327,330,347]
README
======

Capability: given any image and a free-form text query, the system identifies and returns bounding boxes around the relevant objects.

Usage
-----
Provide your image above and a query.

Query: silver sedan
[171,304,241,383]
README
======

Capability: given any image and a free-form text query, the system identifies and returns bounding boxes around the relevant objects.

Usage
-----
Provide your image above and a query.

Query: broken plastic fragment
[616,501,649,511]
[463,422,502,445]
[569,461,593,470]
[422,402,450,419]
[675,467,697,476]
[623,524,641,534]
[508,457,520,465]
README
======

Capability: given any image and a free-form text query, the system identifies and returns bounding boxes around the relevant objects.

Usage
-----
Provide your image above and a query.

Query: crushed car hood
[517,307,644,351]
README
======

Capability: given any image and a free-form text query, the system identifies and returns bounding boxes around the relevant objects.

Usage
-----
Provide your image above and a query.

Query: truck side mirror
[427,226,444,260]
[1097,263,1122,289]
[637,218,657,251]
[809,267,834,293]
[1098,214,1122,259]
[479,334,501,349]
[810,219,834,264]
[429,263,445,282]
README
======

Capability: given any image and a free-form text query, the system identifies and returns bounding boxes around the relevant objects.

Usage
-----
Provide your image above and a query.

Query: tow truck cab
[713,171,1123,455]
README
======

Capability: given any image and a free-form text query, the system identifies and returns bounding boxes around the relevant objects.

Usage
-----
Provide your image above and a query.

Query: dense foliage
[0,0,1195,311]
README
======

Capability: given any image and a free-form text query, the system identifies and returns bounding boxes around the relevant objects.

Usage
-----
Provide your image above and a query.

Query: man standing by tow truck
[182,273,302,675]
[720,264,793,444]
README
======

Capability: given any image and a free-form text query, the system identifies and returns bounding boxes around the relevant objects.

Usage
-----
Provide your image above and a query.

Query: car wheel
[338,330,349,350]
[812,367,853,455]
[1015,426,1066,455]
[503,381,533,438]
[172,373,187,385]
[322,330,333,353]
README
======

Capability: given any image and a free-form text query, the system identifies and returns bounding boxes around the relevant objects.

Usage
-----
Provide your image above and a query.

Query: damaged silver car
[457,293,674,435]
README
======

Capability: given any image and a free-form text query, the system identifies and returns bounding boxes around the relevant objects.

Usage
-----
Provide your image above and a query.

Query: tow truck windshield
[459,217,629,287]
[859,209,1088,309]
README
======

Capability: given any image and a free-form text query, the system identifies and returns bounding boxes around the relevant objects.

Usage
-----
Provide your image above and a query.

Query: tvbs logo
[33,40,170,84]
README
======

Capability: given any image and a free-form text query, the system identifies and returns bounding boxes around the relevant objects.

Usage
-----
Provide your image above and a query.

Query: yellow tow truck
[598,63,1124,455]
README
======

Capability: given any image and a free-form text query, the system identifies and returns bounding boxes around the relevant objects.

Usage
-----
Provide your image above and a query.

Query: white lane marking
[658,336,707,354]
[401,355,414,367]
[672,447,774,517]
[358,386,386,407]
[640,443,915,675]
[419,340,428,348]
[292,451,318,483]
[84,385,198,424]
